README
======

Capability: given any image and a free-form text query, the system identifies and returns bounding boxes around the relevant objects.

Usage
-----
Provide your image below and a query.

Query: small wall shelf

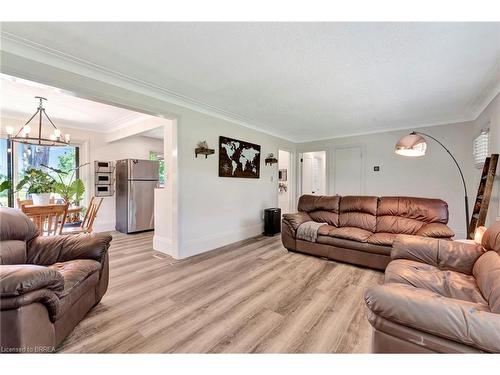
[195,147,215,159]
[265,157,278,166]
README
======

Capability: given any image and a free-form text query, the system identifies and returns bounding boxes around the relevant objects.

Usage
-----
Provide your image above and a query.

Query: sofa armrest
[282,212,312,231]
[27,233,112,266]
[364,284,500,353]
[0,264,64,297]
[416,223,454,238]
[392,235,484,274]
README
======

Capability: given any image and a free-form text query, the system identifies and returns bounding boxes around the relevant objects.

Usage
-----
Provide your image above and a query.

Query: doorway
[301,151,326,196]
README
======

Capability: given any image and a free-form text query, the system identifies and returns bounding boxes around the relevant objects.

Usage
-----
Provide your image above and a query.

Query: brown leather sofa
[364,221,500,353]
[0,207,112,353]
[282,195,454,270]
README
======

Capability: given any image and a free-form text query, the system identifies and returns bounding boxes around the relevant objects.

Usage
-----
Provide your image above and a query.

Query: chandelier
[5,96,71,146]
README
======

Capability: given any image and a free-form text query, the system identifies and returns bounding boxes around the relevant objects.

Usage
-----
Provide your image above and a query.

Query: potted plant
[43,163,88,223]
[15,168,56,205]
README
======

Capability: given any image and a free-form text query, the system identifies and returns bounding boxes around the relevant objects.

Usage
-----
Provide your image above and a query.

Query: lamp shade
[395,133,427,157]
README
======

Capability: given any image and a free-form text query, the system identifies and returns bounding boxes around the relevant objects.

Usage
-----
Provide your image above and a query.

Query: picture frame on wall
[279,169,287,181]
[219,136,261,178]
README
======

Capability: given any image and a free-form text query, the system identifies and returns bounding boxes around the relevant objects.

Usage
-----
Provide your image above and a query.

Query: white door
[301,151,326,195]
[334,146,363,195]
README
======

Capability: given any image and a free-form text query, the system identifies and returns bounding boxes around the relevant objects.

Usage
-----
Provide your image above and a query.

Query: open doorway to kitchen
[0,73,179,257]
[300,151,326,196]
[278,149,293,214]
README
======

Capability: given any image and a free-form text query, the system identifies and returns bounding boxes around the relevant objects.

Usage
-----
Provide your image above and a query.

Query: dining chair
[62,197,103,235]
[21,203,69,236]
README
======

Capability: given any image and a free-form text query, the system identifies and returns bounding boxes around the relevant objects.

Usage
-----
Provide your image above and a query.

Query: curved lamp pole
[395,131,470,236]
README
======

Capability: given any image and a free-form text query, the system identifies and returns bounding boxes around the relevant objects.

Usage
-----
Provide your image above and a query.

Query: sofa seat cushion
[328,226,373,242]
[473,251,500,313]
[49,259,101,298]
[317,225,336,236]
[367,233,396,246]
[317,236,391,256]
[385,259,487,305]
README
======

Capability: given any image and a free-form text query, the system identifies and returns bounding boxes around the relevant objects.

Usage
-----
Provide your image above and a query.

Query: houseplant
[15,168,56,205]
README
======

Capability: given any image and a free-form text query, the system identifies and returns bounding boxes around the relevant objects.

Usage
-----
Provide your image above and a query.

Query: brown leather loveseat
[0,207,112,353]
[282,195,454,270]
[364,221,500,353]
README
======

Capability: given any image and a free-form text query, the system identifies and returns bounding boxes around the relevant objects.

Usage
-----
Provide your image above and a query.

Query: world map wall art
[219,136,261,178]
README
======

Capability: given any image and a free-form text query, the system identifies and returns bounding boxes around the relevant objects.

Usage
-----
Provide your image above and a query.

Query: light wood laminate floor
[58,231,383,353]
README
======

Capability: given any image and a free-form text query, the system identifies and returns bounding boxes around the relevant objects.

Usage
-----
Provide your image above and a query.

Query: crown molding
[0,31,296,142]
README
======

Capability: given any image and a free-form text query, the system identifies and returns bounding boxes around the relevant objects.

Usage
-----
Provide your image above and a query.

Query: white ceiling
[1,22,499,141]
[0,74,151,132]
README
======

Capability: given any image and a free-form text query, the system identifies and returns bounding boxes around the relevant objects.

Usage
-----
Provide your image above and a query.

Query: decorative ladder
[468,153,499,239]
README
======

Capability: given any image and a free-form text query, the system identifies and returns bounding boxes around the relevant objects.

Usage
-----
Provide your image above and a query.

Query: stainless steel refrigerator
[115,159,159,233]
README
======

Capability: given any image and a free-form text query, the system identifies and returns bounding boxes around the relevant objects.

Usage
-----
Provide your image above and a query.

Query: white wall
[297,121,478,239]
[177,111,295,258]
[471,92,500,225]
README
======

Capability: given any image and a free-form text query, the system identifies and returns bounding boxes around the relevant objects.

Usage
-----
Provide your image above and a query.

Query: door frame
[278,148,295,214]
[332,144,366,195]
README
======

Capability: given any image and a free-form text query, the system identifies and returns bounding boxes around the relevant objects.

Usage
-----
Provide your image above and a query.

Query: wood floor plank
[58,231,383,353]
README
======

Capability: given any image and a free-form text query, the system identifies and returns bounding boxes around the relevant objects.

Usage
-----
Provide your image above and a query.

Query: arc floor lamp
[395,131,469,236]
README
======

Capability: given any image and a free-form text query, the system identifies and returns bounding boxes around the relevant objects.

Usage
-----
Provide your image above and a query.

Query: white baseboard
[93,220,116,233]
[153,234,179,259]
[180,223,264,259]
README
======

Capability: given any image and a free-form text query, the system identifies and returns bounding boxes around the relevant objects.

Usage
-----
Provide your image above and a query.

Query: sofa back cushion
[338,196,378,232]
[0,240,27,265]
[0,207,39,242]
[376,197,449,235]
[473,251,500,313]
[298,195,340,226]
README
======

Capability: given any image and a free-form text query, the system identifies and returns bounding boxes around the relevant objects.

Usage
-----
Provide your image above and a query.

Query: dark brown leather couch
[0,207,112,353]
[364,221,500,353]
[282,195,453,270]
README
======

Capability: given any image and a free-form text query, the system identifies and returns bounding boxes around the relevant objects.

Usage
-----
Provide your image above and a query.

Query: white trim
[180,223,263,259]
[153,234,179,259]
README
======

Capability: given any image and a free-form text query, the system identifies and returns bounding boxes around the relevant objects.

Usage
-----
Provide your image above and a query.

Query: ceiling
[1,22,499,141]
[0,73,151,132]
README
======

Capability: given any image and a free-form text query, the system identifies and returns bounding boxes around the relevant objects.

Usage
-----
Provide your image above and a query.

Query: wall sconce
[265,153,278,166]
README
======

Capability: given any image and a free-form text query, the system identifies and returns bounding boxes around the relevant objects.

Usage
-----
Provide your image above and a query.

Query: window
[473,129,489,168]
[149,151,165,187]
[15,144,79,201]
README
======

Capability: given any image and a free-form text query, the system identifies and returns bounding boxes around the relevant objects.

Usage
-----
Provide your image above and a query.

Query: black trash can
[264,208,281,236]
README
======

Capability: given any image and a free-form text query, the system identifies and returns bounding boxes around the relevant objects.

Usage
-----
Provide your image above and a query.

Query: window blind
[473,129,489,167]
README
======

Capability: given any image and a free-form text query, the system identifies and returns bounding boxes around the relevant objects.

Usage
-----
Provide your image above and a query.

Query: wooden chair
[21,203,69,236]
[62,197,103,235]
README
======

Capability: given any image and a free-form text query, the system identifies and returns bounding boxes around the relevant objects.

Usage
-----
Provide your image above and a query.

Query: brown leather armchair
[364,221,500,353]
[0,207,112,353]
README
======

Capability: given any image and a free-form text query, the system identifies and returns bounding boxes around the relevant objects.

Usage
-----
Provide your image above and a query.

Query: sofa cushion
[327,226,373,242]
[0,207,39,242]
[367,233,397,246]
[364,283,500,353]
[339,196,378,232]
[416,223,455,238]
[473,251,500,313]
[376,197,449,235]
[317,235,391,256]
[0,240,27,265]
[298,195,340,213]
[386,259,487,305]
[49,259,101,298]
[482,221,500,253]
[309,211,339,226]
